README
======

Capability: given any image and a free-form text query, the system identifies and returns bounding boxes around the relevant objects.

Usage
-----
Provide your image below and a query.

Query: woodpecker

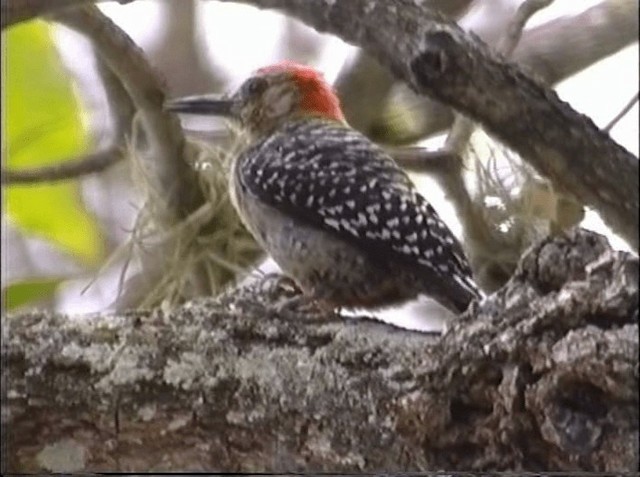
[166,61,481,314]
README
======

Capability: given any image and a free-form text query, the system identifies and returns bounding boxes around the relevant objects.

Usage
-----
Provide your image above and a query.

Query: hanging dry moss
[109,123,263,309]
[463,130,585,291]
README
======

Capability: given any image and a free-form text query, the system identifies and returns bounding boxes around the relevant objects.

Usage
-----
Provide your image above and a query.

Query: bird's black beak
[164,95,237,117]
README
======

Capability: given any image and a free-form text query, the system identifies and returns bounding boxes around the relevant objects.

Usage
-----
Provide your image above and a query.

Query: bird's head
[165,61,344,137]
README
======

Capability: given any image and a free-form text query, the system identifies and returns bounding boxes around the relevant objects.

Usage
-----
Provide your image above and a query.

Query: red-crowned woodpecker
[166,61,481,314]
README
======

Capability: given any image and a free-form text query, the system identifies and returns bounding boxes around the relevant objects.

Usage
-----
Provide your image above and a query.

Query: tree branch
[0,0,133,29]
[50,5,204,221]
[5,0,638,249]
[333,0,473,136]
[46,5,220,309]
[396,0,553,294]
[1,146,124,184]
[216,0,638,252]
[370,0,639,144]
[604,91,639,133]
[497,0,554,57]
[390,147,458,173]
[513,0,639,84]
[3,229,638,472]
[2,32,136,186]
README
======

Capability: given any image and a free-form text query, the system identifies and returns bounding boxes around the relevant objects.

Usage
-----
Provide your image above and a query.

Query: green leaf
[3,277,66,311]
[4,20,104,265]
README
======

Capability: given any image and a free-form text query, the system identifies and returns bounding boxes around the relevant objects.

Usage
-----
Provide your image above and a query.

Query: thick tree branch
[216,0,638,252]
[334,0,473,135]
[345,0,638,144]
[3,229,638,472]
[394,0,553,294]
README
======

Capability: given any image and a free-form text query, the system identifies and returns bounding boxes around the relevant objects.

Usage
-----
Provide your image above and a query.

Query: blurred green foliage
[3,20,105,309]
[3,277,67,311]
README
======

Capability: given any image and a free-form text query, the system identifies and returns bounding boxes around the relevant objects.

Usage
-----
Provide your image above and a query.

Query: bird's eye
[245,77,268,96]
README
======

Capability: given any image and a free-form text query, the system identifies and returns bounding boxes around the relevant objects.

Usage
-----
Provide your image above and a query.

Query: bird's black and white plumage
[232,117,480,313]
[166,61,482,314]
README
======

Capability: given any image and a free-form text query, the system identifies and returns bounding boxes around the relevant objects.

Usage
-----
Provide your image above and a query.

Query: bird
[165,61,481,314]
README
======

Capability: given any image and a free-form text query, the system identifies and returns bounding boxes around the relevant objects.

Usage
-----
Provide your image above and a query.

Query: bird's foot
[272,292,338,316]
[256,274,336,315]
[273,294,317,313]
[258,273,301,301]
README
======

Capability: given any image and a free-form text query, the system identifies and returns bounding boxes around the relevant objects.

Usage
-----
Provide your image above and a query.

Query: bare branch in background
[604,91,640,133]
[1,146,124,185]
[96,56,137,139]
[497,0,554,57]
[390,147,458,173]
[49,5,215,309]
[514,0,639,84]
[2,44,136,186]
[149,0,224,97]
[334,53,396,136]
[51,5,203,221]
[280,16,324,64]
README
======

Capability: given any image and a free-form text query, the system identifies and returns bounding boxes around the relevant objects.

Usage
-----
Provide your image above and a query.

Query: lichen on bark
[2,228,638,472]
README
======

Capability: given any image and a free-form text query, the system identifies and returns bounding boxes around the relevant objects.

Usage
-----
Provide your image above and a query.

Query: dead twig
[604,91,639,133]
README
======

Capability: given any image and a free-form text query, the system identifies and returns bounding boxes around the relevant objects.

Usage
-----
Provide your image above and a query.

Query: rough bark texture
[394,0,639,141]
[3,229,638,472]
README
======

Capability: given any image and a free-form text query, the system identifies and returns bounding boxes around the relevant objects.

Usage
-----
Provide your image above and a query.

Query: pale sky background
[41,0,639,329]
